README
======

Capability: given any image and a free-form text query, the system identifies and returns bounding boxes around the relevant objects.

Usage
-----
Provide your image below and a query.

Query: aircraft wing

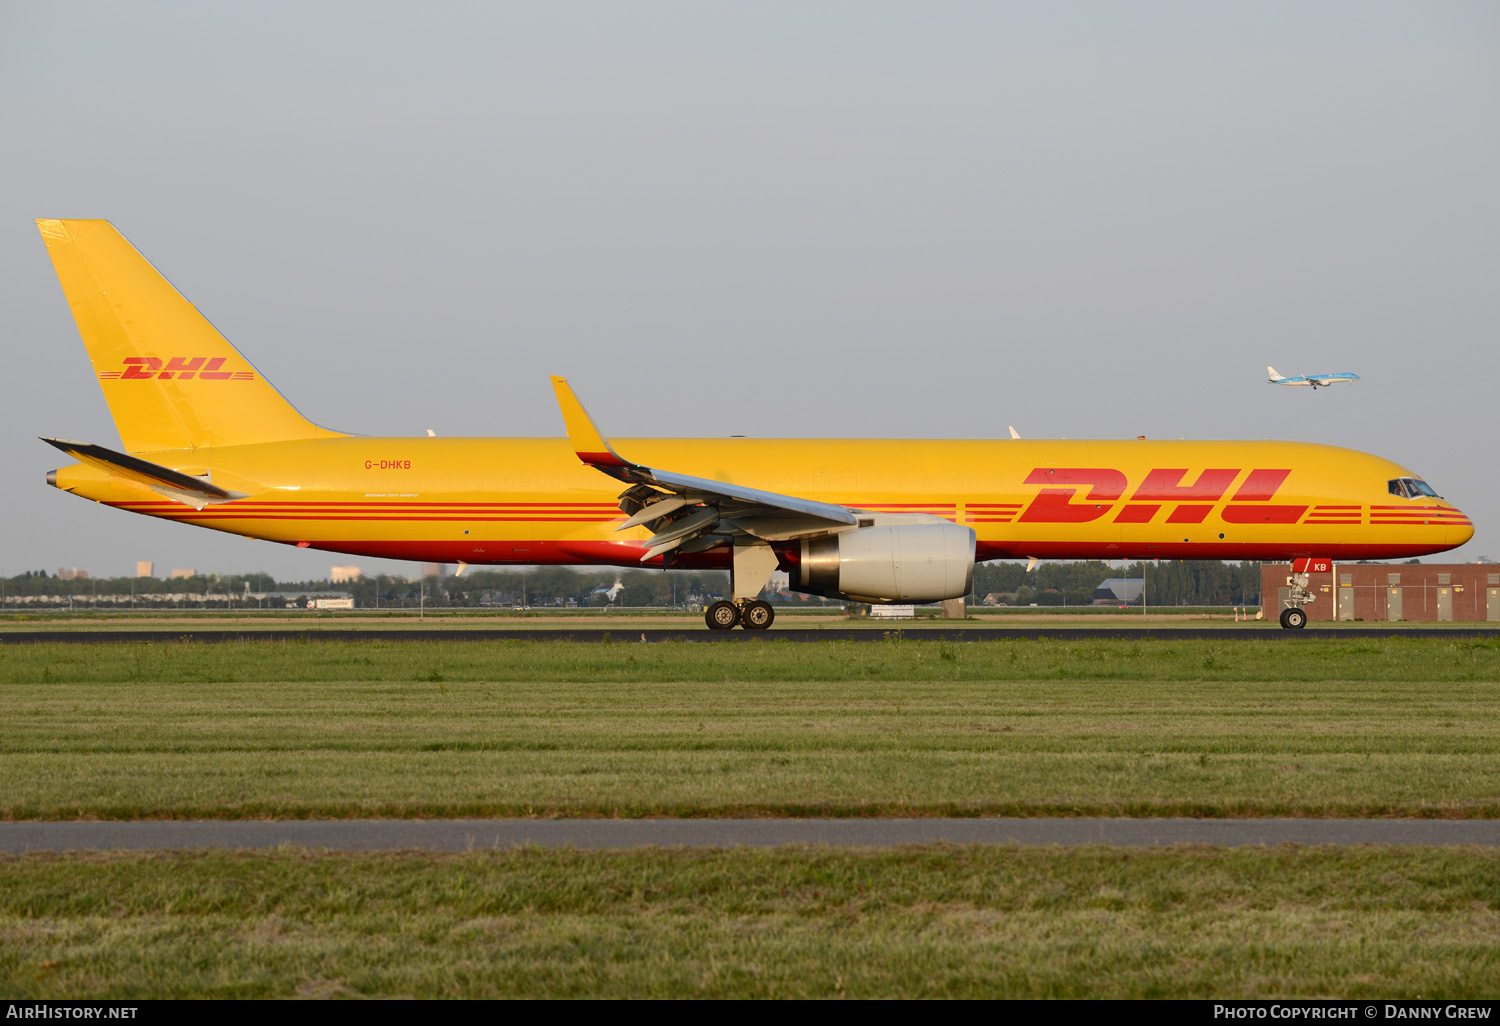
[41,437,246,510]
[550,377,857,559]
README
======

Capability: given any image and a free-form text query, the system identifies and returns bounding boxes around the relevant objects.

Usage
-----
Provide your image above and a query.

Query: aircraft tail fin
[37,219,342,454]
[1267,366,1283,381]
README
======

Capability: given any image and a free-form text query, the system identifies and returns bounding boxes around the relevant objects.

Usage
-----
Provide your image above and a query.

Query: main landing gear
[705,599,775,631]
[704,537,781,631]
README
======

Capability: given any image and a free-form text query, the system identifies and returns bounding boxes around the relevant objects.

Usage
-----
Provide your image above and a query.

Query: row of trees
[6,562,1263,609]
[352,568,734,610]
[1,572,280,599]
[11,558,1431,610]
[0,568,735,610]
[971,560,1267,607]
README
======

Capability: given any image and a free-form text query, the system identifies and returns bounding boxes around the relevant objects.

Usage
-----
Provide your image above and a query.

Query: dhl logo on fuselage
[1015,467,1306,525]
[98,357,255,381]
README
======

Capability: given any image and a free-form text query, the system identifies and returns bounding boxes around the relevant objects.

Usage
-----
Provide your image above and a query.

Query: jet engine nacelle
[791,520,976,603]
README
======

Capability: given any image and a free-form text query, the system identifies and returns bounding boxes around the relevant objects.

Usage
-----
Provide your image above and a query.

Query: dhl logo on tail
[98,357,255,382]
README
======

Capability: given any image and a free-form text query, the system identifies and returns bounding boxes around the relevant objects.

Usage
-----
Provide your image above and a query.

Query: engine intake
[791,520,975,603]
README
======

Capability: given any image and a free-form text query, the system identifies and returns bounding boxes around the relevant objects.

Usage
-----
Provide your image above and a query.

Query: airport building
[1092,579,1145,604]
[1261,563,1500,622]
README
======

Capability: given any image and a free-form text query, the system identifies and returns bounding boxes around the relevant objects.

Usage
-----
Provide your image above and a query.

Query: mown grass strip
[5,635,1500,683]
[3,846,1497,998]
[3,639,1499,819]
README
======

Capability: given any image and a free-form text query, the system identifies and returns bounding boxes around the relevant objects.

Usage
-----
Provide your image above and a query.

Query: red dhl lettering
[1131,468,1239,501]
[1017,468,1125,524]
[100,356,252,381]
[1017,467,1297,524]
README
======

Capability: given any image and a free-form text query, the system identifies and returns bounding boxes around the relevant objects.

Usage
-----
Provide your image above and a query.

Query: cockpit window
[1388,477,1440,499]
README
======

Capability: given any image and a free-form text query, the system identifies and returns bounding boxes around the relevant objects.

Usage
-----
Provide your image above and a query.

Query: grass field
[4,846,1499,998]
[4,636,1500,819]
[8,635,1500,998]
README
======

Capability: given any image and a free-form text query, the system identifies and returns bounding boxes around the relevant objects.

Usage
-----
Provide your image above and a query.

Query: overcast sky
[2,1,1497,580]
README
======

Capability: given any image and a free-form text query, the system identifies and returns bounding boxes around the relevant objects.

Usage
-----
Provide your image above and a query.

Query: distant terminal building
[56,566,89,581]
[247,590,354,609]
[330,566,362,583]
[1262,563,1500,622]
[1092,579,1144,604]
[170,568,196,580]
[136,561,154,578]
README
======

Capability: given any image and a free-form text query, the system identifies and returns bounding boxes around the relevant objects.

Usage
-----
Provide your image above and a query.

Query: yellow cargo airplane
[37,219,1473,630]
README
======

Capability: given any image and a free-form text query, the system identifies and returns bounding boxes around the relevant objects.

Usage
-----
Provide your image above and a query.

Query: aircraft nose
[1443,505,1474,547]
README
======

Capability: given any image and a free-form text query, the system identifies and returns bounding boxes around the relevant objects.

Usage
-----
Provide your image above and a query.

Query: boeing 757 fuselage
[38,220,1471,629]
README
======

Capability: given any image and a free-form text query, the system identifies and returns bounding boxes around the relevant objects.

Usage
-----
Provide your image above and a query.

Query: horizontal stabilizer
[42,437,245,510]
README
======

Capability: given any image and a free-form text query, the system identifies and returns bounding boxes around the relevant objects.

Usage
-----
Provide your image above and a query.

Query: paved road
[5,819,1499,852]
[4,627,1499,644]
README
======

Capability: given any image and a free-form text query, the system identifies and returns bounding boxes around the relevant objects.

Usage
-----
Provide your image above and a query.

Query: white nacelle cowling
[793,520,976,603]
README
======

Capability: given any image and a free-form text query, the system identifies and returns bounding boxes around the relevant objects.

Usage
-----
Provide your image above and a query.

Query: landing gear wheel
[740,600,775,630]
[705,601,740,630]
[1280,607,1307,630]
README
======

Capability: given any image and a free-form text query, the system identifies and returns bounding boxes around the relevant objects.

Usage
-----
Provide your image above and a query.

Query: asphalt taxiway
[4,818,1499,852]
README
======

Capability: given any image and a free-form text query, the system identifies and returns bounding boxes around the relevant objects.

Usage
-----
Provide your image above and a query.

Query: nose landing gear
[704,599,776,630]
[1279,569,1314,630]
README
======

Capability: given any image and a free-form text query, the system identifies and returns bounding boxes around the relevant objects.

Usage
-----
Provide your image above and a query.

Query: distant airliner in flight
[35,220,1467,630]
[1267,366,1360,389]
